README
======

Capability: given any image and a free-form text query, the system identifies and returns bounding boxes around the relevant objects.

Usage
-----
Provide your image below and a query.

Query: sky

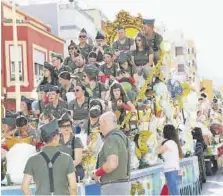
[79,0,223,87]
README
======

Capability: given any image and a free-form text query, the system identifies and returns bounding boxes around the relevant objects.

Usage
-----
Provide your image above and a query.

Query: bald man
[92,111,131,195]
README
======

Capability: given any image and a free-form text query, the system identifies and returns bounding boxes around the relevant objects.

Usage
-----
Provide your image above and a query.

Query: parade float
[203,89,223,176]
[3,10,222,195]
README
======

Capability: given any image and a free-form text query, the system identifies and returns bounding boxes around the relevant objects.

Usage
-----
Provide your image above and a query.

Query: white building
[84,8,108,30]
[19,0,98,56]
[162,30,200,90]
[163,30,190,80]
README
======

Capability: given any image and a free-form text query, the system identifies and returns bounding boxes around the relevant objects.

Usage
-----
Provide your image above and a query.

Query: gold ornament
[119,52,167,128]
[103,10,143,45]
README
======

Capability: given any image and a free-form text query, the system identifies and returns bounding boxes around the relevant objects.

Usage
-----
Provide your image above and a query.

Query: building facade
[200,79,213,100]
[84,8,108,30]
[19,0,98,56]
[163,30,198,82]
[1,1,64,110]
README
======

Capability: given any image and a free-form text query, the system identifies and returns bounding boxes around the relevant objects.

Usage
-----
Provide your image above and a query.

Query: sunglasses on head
[79,35,86,38]
[59,124,71,128]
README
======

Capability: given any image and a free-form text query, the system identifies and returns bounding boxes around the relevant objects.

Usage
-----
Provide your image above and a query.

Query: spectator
[156,124,183,195]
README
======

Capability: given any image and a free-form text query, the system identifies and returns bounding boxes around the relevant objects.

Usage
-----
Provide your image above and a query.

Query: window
[9,45,23,81]
[188,48,190,54]
[175,47,184,56]
[60,25,78,30]
[33,49,45,86]
[178,64,185,72]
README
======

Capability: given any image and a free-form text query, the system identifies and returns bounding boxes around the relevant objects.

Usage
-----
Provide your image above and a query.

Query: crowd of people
[1,16,223,196]
[2,18,163,145]
[1,18,165,195]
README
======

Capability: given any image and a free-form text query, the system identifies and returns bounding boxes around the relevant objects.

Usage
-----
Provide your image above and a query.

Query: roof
[2,1,65,43]
[2,1,50,29]
[83,8,109,21]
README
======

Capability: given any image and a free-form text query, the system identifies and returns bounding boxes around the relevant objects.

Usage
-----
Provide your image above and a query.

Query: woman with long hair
[68,84,90,131]
[110,83,135,124]
[118,53,139,101]
[192,127,207,185]
[63,40,80,72]
[19,96,34,119]
[58,112,84,182]
[131,33,153,81]
[39,62,58,86]
[157,124,183,195]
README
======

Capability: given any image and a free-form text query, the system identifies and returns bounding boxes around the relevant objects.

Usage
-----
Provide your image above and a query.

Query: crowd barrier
[1,156,200,195]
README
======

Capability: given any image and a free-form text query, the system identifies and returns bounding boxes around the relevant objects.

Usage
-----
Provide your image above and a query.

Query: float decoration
[119,52,168,128]
[103,10,143,45]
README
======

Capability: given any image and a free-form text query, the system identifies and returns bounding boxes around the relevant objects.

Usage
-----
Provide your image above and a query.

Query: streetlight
[12,0,21,111]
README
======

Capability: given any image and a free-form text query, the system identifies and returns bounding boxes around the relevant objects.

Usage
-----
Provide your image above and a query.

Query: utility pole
[12,0,21,111]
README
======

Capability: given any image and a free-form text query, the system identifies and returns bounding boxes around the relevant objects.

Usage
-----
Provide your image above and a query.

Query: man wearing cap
[44,86,68,119]
[99,48,121,83]
[51,53,63,75]
[78,28,93,61]
[58,112,84,181]
[143,19,163,64]
[73,55,86,82]
[36,84,50,115]
[92,111,130,195]
[21,119,77,195]
[63,40,79,72]
[2,111,17,139]
[93,31,109,65]
[112,26,134,54]
[84,65,107,100]
[59,71,75,101]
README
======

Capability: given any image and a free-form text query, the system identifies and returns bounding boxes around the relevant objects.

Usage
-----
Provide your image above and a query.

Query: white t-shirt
[163,140,180,172]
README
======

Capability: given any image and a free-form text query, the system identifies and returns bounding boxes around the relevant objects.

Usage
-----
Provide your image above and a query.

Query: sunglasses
[74,89,80,92]
[59,124,71,128]
[79,35,86,38]
[69,47,78,50]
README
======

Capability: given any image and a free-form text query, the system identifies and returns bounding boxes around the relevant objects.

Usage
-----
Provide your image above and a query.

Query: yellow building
[219,86,223,94]
[200,79,213,100]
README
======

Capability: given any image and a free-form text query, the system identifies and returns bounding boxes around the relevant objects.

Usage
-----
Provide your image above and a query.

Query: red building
[1,1,64,110]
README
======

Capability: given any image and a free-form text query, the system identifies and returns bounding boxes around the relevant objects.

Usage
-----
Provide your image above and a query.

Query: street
[202,167,223,196]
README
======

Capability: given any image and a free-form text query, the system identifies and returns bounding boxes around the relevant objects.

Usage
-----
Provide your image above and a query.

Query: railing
[1,156,200,196]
